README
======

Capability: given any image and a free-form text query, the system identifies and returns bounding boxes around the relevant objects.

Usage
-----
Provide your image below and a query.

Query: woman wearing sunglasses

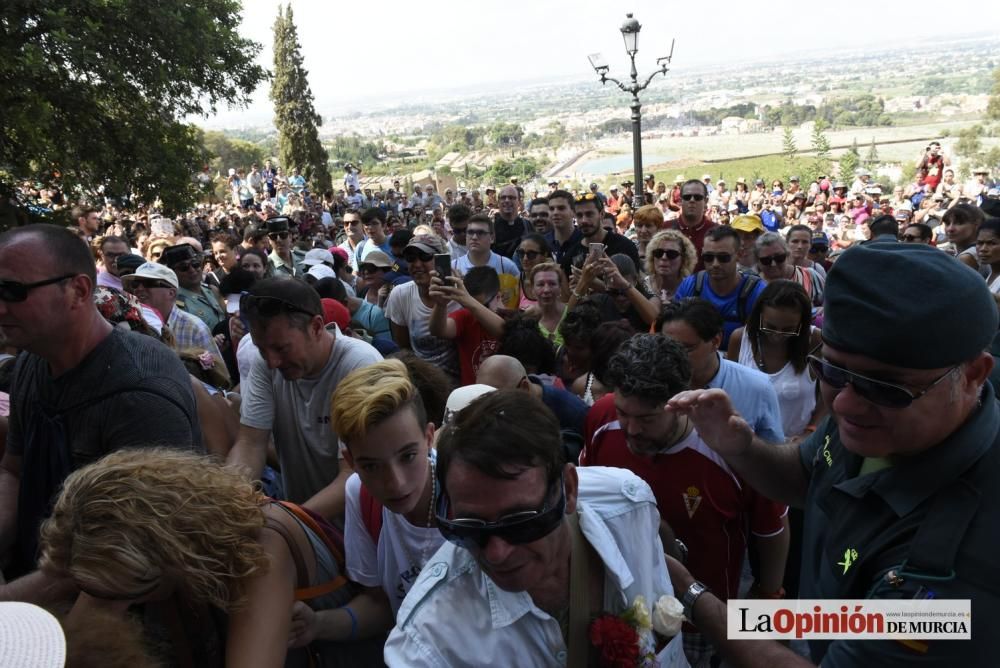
[754,232,825,307]
[645,229,697,309]
[515,234,555,309]
[727,280,824,440]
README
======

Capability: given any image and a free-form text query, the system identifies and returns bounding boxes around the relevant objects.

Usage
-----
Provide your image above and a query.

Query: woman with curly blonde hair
[645,229,697,308]
[39,448,369,667]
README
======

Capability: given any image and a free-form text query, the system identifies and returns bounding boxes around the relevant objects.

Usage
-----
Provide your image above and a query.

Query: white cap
[301,248,334,267]
[122,262,179,290]
[307,264,336,281]
[0,602,66,668]
[442,384,496,424]
[702,174,712,181]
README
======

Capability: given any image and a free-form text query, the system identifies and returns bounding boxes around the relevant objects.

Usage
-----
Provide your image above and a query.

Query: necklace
[395,458,439,571]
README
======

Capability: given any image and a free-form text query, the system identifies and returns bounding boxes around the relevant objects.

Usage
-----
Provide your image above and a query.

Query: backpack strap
[273,501,350,601]
[359,485,384,545]
[263,516,309,590]
[693,270,706,297]
[736,274,762,323]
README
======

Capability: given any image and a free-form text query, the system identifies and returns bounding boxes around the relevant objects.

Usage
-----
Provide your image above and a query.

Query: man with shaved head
[491,185,532,259]
[476,355,588,445]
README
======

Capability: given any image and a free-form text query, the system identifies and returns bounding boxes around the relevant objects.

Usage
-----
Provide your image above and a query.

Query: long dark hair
[745,280,812,374]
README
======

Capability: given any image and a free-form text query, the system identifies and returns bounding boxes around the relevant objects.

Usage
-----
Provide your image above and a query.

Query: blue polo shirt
[706,353,785,444]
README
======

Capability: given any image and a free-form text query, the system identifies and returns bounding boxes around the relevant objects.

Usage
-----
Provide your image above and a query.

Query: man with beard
[492,185,532,259]
[580,334,786,667]
[227,277,381,524]
[670,180,718,271]
[559,193,639,278]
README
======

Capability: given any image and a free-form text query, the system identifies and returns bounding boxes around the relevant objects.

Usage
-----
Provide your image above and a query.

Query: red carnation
[589,614,640,667]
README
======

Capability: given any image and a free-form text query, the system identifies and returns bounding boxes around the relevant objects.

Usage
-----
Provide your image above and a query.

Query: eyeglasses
[0,274,76,302]
[465,229,490,238]
[651,248,681,260]
[759,316,800,338]
[681,194,705,202]
[436,474,566,550]
[529,211,549,219]
[240,294,317,319]
[268,232,289,240]
[127,278,173,291]
[516,249,543,260]
[807,352,958,409]
[701,252,733,265]
[758,253,788,267]
[403,250,435,263]
[901,234,922,243]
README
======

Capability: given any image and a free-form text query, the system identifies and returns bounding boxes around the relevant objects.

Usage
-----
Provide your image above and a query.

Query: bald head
[476,355,528,390]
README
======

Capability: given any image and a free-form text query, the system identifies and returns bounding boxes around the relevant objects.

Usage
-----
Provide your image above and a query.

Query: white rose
[652,594,684,638]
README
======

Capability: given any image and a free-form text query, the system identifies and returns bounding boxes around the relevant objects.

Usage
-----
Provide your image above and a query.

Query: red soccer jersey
[449,308,498,386]
[580,394,786,600]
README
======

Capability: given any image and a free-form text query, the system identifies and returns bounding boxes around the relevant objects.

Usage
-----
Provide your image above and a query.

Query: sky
[203,0,1000,127]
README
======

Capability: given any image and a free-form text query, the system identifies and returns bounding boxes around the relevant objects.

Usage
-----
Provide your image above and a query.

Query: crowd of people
[0,149,999,667]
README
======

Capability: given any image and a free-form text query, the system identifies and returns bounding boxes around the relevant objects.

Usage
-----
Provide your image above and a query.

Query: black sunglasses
[403,250,435,263]
[436,473,565,550]
[268,232,289,240]
[516,249,544,260]
[681,194,705,202]
[0,274,76,302]
[240,294,317,319]
[810,245,829,253]
[170,259,201,273]
[758,253,788,267]
[127,278,173,290]
[651,248,681,260]
[701,252,732,265]
[807,352,957,409]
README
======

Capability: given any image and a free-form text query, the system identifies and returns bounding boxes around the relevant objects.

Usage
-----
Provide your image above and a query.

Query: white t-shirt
[384,281,459,380]
[344,453,445,616]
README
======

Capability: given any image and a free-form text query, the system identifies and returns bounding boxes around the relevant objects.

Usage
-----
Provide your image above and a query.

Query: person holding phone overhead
[451,214,521,310]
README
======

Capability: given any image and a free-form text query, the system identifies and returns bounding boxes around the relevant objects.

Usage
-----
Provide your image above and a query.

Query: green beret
[823,242,998,369]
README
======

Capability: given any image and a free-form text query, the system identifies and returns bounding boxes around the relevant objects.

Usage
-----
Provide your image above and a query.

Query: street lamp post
[588,13,675,209]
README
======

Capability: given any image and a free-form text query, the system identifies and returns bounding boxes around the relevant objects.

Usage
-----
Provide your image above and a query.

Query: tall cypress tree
[270,5,331,194]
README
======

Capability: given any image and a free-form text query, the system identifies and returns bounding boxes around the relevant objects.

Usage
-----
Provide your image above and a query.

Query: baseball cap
[755,178,765,186]
[790,175,800,182]
[405,234,447,255]
[810,232,830,248]
[114,253,147,276]
[359,250,393,270]
[443,384,497,425]
[122,262,179,289]
[701,174,711,181]
[307,264,336,281]
[610,186,619,191]
[321,298,351,332]
[301,248,334,267]
[894,210,911,221]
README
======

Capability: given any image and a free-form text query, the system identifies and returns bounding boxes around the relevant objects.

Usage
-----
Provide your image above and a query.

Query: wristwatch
[681,581,710,625]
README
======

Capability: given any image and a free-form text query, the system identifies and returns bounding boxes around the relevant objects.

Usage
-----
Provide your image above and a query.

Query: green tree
[271,5,331,194]
[838,138,860,180]
[202,131,266,175]
[782,126,797,164]
[864,138,880,169]
[809,120,832,181]
[989,67,1000,122]
[0,0,266,213]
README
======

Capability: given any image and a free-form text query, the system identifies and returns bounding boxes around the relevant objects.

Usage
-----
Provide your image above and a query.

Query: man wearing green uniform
[664,241,999,666]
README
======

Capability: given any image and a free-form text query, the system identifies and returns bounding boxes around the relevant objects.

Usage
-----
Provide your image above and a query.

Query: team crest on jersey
[682,486,702,518]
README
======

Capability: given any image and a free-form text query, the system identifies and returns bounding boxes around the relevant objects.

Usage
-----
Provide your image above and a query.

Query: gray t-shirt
[239,327,382,504]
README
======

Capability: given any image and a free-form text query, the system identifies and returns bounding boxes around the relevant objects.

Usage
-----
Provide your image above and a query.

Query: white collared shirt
[384,466,688,667]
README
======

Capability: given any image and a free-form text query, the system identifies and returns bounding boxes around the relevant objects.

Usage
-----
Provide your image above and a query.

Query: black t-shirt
[559,229,641,277]
[589,292,649,333]
[491,214,532,259]
[7,328,202,573]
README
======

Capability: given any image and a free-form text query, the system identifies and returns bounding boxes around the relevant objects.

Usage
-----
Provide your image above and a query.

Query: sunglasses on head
[758,253,787,266]
[807,350,957,409]
[575,193,598,203]
[436,473,565,550]
[0,274,76,302]
[651,248,681,260]
[681,194,705,202]
[701,252,732,265]
[240,293,317,319]
[268,232,289,240]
